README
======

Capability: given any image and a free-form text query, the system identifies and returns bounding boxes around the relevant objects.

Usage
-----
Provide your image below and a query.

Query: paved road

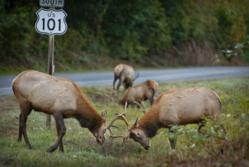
[0,66,249,96]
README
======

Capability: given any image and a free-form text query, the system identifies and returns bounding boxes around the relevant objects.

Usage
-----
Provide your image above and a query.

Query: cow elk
[12,70,127,152]
[127,88,223,150]
[113,64,139,91]
[119,80,159,112]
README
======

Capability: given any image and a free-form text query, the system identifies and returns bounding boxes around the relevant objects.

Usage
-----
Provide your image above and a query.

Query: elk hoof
[47,146,57,153]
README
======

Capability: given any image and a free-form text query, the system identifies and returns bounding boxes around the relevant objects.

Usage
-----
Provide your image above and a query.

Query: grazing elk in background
[119,80,159,112]
[126,88,222,150]
[12,70,127,152]
[113,64,139,91]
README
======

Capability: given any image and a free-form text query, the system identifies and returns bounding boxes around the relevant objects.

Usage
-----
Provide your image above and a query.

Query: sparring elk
[119,80,159,111]
[127,88,222,150]
[113,64,139,91]
[12,70,127,152]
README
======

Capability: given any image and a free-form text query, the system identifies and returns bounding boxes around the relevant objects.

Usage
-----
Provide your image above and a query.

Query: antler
[107,112,129,130]
[106,112,130,143]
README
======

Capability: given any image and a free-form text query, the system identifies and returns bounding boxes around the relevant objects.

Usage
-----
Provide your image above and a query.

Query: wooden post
[46,35,55,128]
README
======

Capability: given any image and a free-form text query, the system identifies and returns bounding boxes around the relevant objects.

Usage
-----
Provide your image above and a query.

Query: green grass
[0,77,249,166]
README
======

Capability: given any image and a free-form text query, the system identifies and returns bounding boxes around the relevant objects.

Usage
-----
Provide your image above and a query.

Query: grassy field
[0,77,249,167]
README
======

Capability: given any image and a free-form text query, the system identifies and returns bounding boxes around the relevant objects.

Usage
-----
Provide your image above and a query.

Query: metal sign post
[35,0,67,128]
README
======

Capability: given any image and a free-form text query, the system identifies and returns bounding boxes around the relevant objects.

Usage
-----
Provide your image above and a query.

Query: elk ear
[101,110,107,118]
[133,118,139,127]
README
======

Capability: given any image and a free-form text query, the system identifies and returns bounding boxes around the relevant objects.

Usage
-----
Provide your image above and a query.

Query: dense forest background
[0,0,249,72]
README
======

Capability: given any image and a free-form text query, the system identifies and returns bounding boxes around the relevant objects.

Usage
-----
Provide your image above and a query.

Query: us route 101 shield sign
[35,8,67,35]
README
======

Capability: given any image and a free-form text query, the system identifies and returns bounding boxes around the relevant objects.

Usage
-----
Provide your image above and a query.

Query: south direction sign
[35,8,67,35]
[40,0,64,8]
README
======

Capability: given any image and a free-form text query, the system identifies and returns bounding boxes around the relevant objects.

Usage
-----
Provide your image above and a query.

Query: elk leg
[149,97,154,105]
[198,120,206,134]
[117,79,122,91]
[56,122,64,152]
[19,102,32,149]
[168,127,177,149]
[46,115,51,129]
[47,113,66,153]
[149,89,155,105]
[18,113,23,141]
[133,101,145,113]
[139,102,145,113]
[133,101,141,108]
[124,101,129,112]
[113,76,118,90]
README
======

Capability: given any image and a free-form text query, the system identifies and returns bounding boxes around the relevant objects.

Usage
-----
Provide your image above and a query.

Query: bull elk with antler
[12,70,128,152]
[114,88,223,150]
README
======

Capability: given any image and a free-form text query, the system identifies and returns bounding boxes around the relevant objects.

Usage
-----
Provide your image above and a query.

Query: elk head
[94,123,108,145]
[123,78,133,89]
[107,115,151,150]
[91,112,108,145]
[128,119,150,150]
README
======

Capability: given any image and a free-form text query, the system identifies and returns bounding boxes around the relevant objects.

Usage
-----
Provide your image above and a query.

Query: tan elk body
[128,87,221,150]
[12,70,123,152]
[113,64,138,91]
[120,80,159,110]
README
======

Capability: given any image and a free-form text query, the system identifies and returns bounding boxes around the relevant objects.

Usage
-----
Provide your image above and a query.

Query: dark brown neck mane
[139,106,160,138]
[75,85,104,132]
[76,111,103,132]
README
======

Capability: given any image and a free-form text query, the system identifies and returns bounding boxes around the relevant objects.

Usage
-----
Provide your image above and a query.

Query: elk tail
[211,90,222,110]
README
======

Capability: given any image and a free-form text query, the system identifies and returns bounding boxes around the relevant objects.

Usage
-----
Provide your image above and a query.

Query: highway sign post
[35,0,67,128]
